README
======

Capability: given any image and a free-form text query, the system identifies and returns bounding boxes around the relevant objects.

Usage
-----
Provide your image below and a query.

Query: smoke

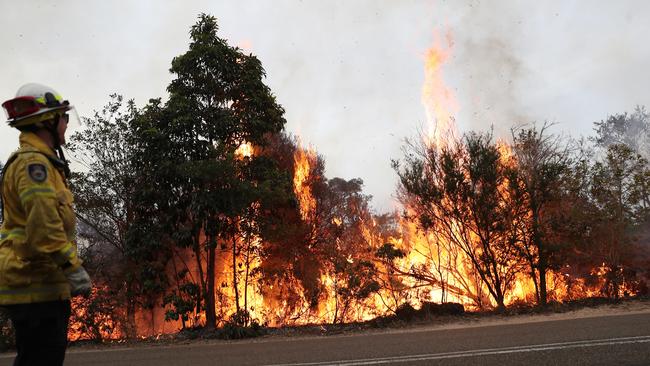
[437,1,531,138]
[457,37,528,137]
[440,0,650,140]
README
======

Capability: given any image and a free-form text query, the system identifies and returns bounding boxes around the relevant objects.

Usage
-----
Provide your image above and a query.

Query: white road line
[264,335,650,366]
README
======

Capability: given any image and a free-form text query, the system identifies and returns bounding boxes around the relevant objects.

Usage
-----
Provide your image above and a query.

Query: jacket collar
[19,132,57,158]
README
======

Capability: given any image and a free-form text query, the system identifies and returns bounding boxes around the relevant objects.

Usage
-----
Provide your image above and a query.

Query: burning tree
[507,123,571,306]
[129,13,286,330]
[555,113,650,300]
[374,241,413,314]
[588,143,650,297]
[260,136,385,324]
[255,138,325,324]
[314,177,381,324]
[394,132,524,310]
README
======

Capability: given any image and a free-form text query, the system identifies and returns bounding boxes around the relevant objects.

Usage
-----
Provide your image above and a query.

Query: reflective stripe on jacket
[0,132,81,304]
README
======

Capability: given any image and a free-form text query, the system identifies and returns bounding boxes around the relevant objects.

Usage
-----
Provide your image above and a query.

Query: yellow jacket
[0,132,81,305]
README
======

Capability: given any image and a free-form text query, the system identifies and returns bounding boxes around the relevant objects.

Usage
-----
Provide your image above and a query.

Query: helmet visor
[62,106,81,131]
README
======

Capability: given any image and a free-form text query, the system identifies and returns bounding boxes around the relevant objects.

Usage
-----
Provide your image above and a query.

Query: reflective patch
[27,163,47,182]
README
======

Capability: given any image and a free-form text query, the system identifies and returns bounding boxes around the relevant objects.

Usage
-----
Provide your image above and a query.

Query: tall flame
[421,30,459,149]
[293,146,317,221]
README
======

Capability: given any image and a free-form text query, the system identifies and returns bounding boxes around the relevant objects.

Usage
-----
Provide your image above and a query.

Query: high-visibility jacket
[0,132,81,305]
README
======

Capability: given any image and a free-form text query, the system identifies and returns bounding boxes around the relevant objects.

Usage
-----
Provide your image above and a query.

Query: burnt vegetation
[1,14,648,344]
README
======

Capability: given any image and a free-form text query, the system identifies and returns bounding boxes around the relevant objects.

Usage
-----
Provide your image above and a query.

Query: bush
[394,303,417,321]
[216,310,267,340]
[69,287,124,342]
[218,321,265,340]
[420,302,465,316]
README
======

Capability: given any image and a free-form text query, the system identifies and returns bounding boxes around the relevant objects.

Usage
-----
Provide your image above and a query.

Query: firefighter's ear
[42,119,57,129]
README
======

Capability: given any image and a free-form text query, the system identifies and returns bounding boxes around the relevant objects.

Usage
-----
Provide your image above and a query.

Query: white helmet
[2,83,74,128]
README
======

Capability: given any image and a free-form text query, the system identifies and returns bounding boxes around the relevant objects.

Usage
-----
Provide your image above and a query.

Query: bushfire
[67,31,649,341]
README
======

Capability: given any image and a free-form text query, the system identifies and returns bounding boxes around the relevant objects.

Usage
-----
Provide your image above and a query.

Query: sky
[1,0,649,212]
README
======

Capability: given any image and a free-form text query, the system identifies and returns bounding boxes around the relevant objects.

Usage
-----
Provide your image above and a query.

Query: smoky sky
[1,0,649,212]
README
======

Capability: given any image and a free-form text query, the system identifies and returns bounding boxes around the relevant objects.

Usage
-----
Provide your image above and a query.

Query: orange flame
[421,30,459,149]
[235,141,254,159]
[293,146,317,221]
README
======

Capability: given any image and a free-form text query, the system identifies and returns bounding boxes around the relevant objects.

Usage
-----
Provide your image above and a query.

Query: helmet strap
[56,146,71,178]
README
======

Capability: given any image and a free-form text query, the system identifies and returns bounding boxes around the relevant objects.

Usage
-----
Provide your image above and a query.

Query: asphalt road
[1,312,649,365]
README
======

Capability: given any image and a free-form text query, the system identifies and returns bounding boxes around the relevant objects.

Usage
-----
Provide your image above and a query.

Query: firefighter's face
[57,113,68,145]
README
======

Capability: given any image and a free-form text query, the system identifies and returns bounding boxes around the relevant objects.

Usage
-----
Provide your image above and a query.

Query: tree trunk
[205,240,216,330]
[538,257,548,307]
[496,296,506,312]
[437,244,446,303]
[244,234,251,319]
[193,237,206,326]
[125,282,137,338]
[332,274,339,325]
[150,308,155,335]
[533,208,548,307]
[126,301,137,338]
[529,266,540,304]
[233,237,240,313]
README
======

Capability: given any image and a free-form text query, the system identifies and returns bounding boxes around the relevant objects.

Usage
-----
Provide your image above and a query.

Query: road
[1,311,649,365]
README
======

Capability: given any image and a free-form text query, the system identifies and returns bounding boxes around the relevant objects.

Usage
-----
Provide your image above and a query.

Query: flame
[421,30,459,149]
[235,141,254,159]
[68,286,126,341]
[293,146,317,221]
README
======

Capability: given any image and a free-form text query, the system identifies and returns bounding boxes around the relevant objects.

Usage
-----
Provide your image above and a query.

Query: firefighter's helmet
[2,83,74,128]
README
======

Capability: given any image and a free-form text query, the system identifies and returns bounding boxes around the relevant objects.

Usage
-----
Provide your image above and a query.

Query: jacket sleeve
[14,155,81,271]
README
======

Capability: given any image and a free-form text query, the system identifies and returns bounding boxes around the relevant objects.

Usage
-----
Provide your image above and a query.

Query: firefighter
[1,83,91,365]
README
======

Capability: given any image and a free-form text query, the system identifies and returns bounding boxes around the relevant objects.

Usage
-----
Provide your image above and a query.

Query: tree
[374,241,410,314]
[508,123,571,306]
[255,135,323,324]
[593,106,650,159]
[588,143,650,297]
[394,132,523,310]
[558,141,649,300]
[126,98,175,326]
[134,13,286,329]
[257,139,383,324]
[67,95,159,338]
[162,269,200,328]
[227,144,295,326]
[317,177,380,324]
